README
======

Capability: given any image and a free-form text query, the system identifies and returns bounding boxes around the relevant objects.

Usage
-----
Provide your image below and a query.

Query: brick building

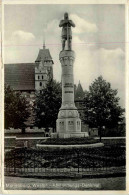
[5,43,54,100]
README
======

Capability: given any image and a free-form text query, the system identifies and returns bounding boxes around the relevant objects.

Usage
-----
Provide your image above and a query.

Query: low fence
[4,147,125,177]
[4,137,50,150]
[94,137,125,145]
[5,136,126,153]
[5,128,52,134]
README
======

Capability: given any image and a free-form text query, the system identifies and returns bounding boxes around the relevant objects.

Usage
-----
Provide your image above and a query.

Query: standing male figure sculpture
[59,12,75,50]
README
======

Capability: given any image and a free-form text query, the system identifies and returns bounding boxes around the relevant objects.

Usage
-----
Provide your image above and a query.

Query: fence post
[34,152,35,173]
[93,156,94,171]
[24,149,26,173]
[77,151,79,173]
[14,151,16,174]
[105,152,107,171]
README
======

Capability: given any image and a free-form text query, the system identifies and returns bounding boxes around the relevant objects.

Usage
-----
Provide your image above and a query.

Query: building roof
[35,48,54,64]
[4,63,35,91]
[75,81,85,100]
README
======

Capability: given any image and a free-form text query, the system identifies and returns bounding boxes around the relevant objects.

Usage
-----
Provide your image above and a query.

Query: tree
[35,79,62,132]
[5,85,30,132]
[83,76,124,141]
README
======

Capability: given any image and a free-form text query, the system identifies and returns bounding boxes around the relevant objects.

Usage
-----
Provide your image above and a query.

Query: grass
[5,145,125,170]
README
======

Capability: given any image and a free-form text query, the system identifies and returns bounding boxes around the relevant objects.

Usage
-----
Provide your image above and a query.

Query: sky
[4,4,125,108]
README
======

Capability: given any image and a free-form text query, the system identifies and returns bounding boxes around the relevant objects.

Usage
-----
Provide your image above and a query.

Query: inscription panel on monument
[64,82,73,93]
[64,83,73,88]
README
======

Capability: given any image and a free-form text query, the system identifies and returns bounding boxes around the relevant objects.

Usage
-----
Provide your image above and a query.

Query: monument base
[56,114,89,138]
[51,132,89,138]
[56,117,82,133]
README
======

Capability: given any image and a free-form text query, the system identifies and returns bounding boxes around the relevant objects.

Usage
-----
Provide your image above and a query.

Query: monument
[54,13,88,138]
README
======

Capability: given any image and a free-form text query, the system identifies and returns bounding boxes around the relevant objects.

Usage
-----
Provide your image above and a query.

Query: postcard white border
[1,0,129,194]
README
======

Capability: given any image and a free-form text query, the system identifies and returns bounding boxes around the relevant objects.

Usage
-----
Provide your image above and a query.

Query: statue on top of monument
[59,12,75,50]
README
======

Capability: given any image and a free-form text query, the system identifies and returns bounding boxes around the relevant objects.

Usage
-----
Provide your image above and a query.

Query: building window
[38,76,40,79]
[42,75,44,79]
[40,82,42,86]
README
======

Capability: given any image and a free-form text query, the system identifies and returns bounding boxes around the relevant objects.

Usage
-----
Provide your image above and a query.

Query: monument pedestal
[54,50,89,138]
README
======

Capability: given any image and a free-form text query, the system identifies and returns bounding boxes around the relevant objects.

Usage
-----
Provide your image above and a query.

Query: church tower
[35,42,54,92]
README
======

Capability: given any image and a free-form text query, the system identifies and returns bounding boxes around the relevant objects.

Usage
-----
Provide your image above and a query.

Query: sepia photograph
[2,2,127,192]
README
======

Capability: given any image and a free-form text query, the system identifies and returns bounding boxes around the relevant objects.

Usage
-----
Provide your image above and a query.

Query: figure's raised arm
[69,20,75,27]
[59,20,66,27]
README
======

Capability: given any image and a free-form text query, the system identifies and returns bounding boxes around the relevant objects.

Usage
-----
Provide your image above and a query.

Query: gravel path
[4,176,125,190]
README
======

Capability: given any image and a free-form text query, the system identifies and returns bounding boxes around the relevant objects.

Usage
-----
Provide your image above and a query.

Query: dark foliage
[83,76,125,138]
[35,79,62,131]
[4,85,30,129]
[40,137,98,145]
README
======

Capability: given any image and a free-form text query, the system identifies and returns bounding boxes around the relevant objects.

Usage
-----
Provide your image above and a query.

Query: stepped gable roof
[75,81,85,100]
[35,48,54,64]
[4,63,35,91]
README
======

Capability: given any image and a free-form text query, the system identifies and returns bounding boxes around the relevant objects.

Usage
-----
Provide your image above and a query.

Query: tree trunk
[22,127,25,134]
[99,127,102,142]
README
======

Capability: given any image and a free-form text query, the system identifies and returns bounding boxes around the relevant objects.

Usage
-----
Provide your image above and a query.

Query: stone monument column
[55,13,88,138]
